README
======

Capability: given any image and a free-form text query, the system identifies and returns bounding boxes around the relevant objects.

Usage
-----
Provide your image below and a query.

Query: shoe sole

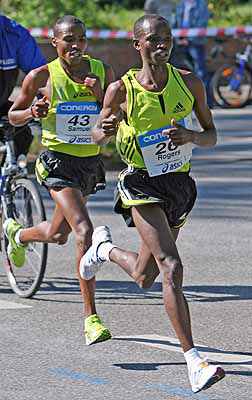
[7,243,25,268]
[4,218,25,267]
[197,367,225,392]
[86,330,112,346]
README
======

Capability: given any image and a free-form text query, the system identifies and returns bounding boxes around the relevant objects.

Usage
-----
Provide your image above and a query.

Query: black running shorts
[114,167,197,228]
[35,150,105,196]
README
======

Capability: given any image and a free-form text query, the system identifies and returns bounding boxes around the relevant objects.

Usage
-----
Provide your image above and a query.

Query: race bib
[56,101,100,145]
[138,117,193,177]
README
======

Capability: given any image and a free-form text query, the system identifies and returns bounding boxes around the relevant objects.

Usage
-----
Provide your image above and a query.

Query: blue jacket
[0,15,46,112]
[173,0,209,45]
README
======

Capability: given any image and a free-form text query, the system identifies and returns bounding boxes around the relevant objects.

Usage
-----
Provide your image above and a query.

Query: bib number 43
[68,115,90,127]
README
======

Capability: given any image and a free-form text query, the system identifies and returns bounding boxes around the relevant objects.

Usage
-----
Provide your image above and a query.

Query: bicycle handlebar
[0,117,41,140]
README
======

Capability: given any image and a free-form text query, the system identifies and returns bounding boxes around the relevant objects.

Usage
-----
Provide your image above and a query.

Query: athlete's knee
[45,225,69,244]
[53,232,69,245]
[157,253,183,287]
[133,263,159,289]
[75,224,93,250]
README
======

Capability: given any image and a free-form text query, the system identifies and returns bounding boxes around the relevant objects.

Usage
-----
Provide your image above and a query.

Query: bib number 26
[155,141,178,155]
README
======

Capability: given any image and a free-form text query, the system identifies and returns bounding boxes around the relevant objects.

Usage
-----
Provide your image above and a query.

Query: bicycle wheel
[211,64,252,108]
[1,178,48,298]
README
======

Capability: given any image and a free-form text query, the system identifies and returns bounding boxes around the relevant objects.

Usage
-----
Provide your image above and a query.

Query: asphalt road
[0,106,252,400]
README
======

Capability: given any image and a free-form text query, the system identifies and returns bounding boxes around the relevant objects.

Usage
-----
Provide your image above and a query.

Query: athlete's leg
[20,202,71,245]
[111,226,179,289]
[20,186,95,316]
[109,203,193,352]
[48,187,96,316]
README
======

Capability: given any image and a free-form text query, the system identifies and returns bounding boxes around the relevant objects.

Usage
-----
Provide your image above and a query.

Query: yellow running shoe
[84,314,112,345]
[3,218,26,268]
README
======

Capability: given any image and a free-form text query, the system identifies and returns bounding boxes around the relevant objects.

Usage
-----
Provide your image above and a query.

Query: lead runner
[79,14,225,393]
[7,15,115,345]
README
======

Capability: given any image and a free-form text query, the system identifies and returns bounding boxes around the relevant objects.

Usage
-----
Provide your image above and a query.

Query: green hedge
[2,1,252,30]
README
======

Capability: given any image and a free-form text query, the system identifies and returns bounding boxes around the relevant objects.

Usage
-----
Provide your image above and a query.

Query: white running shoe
[79,226,112,280]
[189,360,225,393]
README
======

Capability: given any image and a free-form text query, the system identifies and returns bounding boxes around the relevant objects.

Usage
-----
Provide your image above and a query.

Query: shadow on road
[113,361,252,377]
[1,274,251,304]
[113,362,185,370]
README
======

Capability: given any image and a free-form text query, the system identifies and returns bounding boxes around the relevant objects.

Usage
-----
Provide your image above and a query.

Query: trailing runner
[8,15,114,345]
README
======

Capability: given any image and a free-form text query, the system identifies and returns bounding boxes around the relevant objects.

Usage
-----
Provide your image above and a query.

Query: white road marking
[0,300,32,309]
[114,334,252,370]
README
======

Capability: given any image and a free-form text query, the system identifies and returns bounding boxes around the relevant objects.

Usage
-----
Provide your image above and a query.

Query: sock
[184,348,202,369]
[97,242,117,261]
[14,229,23,245]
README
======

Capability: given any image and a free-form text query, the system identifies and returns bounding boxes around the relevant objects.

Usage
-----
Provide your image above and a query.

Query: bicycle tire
[1,177,48,298]
[211,64,252,108]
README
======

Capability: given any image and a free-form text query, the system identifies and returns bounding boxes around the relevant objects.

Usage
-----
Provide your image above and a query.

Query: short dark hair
[53,15,86,37]
[133,14,170,39]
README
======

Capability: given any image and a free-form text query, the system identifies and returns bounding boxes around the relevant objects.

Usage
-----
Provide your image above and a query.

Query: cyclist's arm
[182,71,217,147]
[92,80,126,145]
[8,66,49,126]
[16,26,46,72]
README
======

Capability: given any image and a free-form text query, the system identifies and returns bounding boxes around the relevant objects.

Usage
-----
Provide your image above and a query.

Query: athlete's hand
[31,96,49,119]
[84,74,103,103]
[163,118,194,146]
[101,114,120,137]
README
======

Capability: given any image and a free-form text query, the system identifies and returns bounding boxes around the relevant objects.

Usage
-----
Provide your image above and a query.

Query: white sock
[97,242,117,261]
[184,348,202,369]
[14,229,23,245]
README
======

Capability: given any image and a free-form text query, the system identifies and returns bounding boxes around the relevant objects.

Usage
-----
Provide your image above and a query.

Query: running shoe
[79,226,112,280]
[3,218,26,268]
[84,314,112,345]
[189,359,225,393]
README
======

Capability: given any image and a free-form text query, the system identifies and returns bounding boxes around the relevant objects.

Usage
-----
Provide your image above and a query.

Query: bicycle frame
[0,120,27,218]
[228,43,252,91]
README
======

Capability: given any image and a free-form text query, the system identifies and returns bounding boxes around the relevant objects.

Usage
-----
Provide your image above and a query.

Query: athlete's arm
[187,73,217,147]
[8,66,49,126]
[104,64,116,90]
[164,72,217,148]
[92,79,126,145]
[84,64,115,104]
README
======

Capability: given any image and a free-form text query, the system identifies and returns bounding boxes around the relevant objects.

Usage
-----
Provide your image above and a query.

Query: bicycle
[0,117,48,298]
[210,37,252,108]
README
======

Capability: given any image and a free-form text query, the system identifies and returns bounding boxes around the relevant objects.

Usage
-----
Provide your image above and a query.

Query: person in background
[144,0,177,27]
[0,12,46,156]
[172,0,211,104]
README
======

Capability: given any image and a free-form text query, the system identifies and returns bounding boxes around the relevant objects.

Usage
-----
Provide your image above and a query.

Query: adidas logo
[172,102,186,113]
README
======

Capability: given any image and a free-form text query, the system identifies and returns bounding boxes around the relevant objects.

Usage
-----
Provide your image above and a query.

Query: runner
[80,14,225,392]
[7,15,115,345]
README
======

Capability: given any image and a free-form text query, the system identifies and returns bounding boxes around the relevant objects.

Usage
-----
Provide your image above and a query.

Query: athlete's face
[134,19,173,66]
[52,23,87,64]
